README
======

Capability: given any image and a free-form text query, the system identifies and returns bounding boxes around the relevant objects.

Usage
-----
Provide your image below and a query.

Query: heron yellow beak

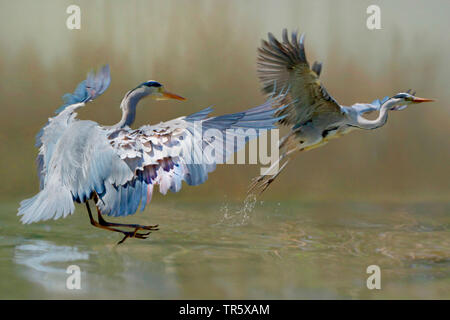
[412,97,435,103]
[158,89,186,101]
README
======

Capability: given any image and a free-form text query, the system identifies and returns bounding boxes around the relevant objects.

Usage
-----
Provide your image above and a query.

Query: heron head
[137,80,186,101]
[389,90,434,111]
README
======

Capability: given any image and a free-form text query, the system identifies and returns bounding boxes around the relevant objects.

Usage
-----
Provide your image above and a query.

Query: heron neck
[353,99,396,130]
[115,90,147,128]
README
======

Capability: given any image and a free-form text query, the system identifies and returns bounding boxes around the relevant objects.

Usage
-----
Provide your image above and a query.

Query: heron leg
[96,207,159,231]
[249,132,330,194]
[257,158,291,194]
[91,194,159,232]
[248,146,300,194]
[85,201,152,244]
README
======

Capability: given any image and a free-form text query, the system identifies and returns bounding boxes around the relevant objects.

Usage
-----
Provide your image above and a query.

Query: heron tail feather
[17,186,74,224]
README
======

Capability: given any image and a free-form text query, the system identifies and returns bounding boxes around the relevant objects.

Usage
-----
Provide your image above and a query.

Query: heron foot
[259,176,276,194]
[85,201,159,244]
[97,215,159,244]
[98,214,159,232]
[96,208,159,231]
[247,174,267,194]
[117,229,152,245]
[248,175,275,195]
[247,158,291,195]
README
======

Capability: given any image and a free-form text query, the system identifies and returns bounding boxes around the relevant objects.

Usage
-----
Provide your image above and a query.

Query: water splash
[218,193,258,226]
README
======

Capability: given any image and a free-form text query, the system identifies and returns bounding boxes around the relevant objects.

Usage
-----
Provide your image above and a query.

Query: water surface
[0,198,449,299]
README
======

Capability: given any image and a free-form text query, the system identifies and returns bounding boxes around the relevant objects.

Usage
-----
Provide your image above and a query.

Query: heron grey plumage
[250,29,435,193]
[18,65,287,243]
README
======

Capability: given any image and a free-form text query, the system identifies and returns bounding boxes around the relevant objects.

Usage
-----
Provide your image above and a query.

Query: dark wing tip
[312,61,322,76]
[282,28,289,43]
[55,65,111,114]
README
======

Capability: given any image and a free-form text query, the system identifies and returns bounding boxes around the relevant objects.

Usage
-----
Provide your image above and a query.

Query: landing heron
[18,65,286,243]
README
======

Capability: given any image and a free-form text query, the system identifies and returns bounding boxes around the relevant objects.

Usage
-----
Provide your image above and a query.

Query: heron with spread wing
[250,29,435,193]
[18,65,286,243]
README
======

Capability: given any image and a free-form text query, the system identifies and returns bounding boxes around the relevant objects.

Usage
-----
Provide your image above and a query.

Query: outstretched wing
[97,94,286,217]
[36,65,111,189]
[54,65,111,114]
[257,29,342,126]
[19,92,286,223]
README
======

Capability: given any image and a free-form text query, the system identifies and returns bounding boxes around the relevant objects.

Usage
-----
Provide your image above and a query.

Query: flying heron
[18,65,286,243]
[249,29,435,193]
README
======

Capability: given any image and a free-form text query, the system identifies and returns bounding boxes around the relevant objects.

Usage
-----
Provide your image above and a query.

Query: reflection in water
[14,240,90,292]
[1,200,449,298]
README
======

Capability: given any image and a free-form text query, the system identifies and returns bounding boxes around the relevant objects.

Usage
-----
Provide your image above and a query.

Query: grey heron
[249,29,435,193]
[18,65,286,243]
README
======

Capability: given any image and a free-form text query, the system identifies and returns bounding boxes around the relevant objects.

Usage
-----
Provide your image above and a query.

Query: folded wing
[18,66,112,223]
[35,65,111,189]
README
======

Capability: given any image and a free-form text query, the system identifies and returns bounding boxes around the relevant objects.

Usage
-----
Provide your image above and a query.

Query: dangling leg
[257,157,292,194]
[248,131,298,193]
[249,127,329,194]
[249,147,299,194]
[248,136,300,194]
[85,201,152,244]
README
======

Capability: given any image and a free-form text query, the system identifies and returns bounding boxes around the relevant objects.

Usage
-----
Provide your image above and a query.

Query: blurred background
[0,0,449,299]
[0,0,449,202]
